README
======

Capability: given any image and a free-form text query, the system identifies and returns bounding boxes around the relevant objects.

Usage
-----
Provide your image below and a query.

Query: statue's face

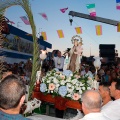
[74,40,78,46]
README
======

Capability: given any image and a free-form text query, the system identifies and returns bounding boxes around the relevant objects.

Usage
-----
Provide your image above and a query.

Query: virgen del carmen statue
[64,35,83,72]
[31,35,100,118]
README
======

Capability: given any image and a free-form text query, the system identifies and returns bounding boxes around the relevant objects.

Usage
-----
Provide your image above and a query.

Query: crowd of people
[1,59,32,83]
[1,49,120,120]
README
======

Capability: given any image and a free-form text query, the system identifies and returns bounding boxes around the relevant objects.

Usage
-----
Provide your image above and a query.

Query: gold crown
[71,35,83,45]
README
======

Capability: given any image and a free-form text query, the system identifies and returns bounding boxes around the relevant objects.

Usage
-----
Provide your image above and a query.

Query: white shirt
[101,101,113,110]
[79,112,110,120]
[101,99,120,120]
[53,57,64,69]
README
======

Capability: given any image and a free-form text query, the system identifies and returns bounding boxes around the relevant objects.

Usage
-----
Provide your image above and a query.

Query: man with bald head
[80,90,110,120]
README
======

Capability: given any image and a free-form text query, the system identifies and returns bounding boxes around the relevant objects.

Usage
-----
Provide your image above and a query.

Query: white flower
[67,83,72,87]
[87,79,93,86]
[67,88,73,93]
[82,87,86,90]
[67,85,74,93]
[60,80,66,85]
[53,78,58,84]
[76,83,79,87]
[66,78,71,82]
[87,87,91,90]
[49,77,54,80]
[46,73,50,76]
[76,87,80,90]
[51,91,53,93]
[72,86,75,90]
[40,69,92,100]
[79,89,82,94]
[80,83,84,86]
[66,94,72,97]
[47,80,51,83]
[56,84,60,87]
[71,79,77,84]
[55,88,58,92]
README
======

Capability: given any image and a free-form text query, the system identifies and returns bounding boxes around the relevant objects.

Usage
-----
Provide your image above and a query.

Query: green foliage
[0,0,40,99]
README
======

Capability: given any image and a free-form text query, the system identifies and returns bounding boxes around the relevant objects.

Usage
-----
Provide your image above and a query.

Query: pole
[90,43,91,57]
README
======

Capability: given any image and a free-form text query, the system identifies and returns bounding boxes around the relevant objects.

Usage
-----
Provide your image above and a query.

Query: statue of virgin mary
[67,35,83,72]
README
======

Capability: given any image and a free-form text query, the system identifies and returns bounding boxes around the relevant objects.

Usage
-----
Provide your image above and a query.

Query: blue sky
[5,0,120,57]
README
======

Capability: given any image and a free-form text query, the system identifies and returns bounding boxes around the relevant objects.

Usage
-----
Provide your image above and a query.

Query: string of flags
[39,26,102,41]
[9,2,120,41]
[86,3,96,17]
[10,0,120,26]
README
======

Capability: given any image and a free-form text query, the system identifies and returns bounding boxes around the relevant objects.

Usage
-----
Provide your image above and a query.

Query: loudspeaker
[99,44,115,49]
[99,44,115,58]
[100,53,115,57]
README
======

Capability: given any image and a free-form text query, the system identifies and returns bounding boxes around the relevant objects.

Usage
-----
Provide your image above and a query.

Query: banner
[117,23,120,32]
[9,21,15,24]
[57,30,64,38]
[60,7,68,13]
[20,16,30,25]
[75,27,82,34]
[95,25,102,35]
[39,13,48,21]
[86,3,96,16]
[41,32,47,40]
[116,0,120,10]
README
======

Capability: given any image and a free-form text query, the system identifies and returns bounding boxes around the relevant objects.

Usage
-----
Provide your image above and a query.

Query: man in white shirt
[98,82,113,110]
[53,51,64,71]
[101,80,120,120]
[81,66,93,78]
[80,90,110,120]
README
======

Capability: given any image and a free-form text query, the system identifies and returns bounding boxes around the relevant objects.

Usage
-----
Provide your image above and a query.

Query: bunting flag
[26,34,32,36]
[41,32,47,40]
[75,27,82,34]
[20,16,30,25]
[116,0,120,10]
[86,3,96,16]
[57,30,64,38]
[95,25,102,35]
[39,13,48,20]
[60,7,68,13]
[9,21,15,24]
[117,22,120,32]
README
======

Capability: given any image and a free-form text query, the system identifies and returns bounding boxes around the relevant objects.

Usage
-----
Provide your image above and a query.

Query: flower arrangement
[40,69,92,101]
